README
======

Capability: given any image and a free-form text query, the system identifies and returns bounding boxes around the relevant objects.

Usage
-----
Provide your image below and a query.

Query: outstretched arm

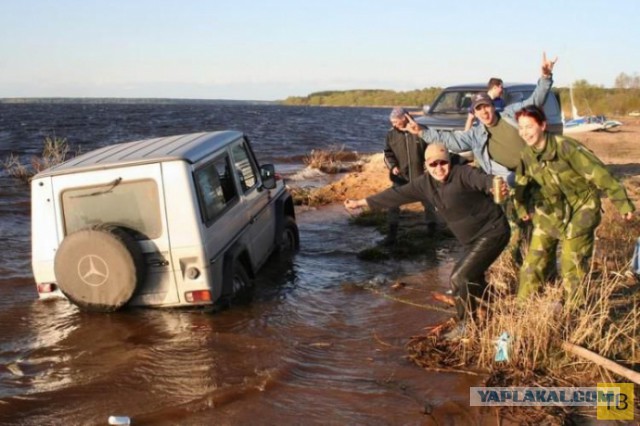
[506,52,558,115]
[541,52,558,78]
[404,117,476,153]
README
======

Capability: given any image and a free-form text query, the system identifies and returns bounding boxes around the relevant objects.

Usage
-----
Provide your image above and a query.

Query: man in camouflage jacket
[514,134,635,305]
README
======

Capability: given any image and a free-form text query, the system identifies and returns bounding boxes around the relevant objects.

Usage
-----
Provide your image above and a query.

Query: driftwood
[562,341,640,385]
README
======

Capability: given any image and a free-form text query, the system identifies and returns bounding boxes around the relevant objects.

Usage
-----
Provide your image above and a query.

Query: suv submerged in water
[31,131,299,312]
[418,82,563,134]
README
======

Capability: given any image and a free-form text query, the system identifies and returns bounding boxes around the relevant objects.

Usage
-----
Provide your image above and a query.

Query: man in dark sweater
[383,107,438,244]
[345,144,510,336]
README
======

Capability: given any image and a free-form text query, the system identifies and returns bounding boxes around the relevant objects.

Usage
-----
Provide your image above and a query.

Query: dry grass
[406,193,640,422]
[2,153,32,182]
[289,186,337,207]
[2,136,76,183]
[303,145,362,174]
[467,264,639,374]
[35,135,71,171]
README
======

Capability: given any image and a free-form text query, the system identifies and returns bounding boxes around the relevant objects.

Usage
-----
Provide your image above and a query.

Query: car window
[431,91,480,114]
[504,90,530,104]
[504,89,561,123]
[230,140,259,192]
[61,179,162,239]
[195,153,238,224]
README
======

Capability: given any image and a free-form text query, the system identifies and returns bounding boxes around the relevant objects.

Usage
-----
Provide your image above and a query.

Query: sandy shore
[314,118,640,207]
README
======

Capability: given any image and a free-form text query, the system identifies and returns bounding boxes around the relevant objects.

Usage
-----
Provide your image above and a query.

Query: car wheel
[231,261,251,294]
[278,216,299,254]
[54,225,146,312]
[224,260,254,305]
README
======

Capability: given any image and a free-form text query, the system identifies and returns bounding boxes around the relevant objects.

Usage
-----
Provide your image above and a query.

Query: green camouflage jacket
[514,134,635,239]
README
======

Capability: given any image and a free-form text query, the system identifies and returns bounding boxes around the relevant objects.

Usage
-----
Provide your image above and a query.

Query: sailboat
[563,84,622,134]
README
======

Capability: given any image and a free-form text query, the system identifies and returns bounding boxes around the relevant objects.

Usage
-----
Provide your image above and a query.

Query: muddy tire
[54,225,146,312]
[278,216,299,255]
[221,258,254,305]
[231,261,252,295]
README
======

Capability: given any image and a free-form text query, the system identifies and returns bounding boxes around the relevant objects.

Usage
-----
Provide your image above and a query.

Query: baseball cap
[471,92,493,110]
[425,144,450,164]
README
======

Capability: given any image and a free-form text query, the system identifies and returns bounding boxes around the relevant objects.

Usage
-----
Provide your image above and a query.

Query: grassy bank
[291,144,640,422]
[405,198,640,422]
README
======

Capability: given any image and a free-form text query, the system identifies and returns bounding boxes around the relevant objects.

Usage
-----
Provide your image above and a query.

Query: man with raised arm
[405,53,557,264]
[406,52,558,188]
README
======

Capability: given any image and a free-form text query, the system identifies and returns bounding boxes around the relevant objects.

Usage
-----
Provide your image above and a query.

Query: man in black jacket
[345,144,510,336]
[383,107,438,244]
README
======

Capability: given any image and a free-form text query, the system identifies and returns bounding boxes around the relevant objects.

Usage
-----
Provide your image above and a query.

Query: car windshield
[430,90,482,114]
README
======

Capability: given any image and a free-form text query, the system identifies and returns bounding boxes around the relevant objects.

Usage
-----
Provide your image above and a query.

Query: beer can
[493,176,505,204]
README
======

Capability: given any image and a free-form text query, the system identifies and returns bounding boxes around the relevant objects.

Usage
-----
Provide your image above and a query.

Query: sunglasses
[428,160,449,168]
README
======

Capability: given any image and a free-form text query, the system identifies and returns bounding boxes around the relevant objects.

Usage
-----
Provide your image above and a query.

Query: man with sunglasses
[405,53,557,264]
[344,144,510,337]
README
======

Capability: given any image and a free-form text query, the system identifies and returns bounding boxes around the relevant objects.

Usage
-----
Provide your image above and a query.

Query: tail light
[185,290,212,303]
[37,283,58,293]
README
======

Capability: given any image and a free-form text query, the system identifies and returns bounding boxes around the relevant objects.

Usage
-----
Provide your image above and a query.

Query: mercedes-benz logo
[77,255,110,287]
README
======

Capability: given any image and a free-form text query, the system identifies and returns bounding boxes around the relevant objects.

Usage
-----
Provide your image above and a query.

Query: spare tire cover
[54,226,145,312]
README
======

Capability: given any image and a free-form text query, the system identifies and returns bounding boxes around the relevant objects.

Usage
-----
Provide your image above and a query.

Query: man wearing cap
[382,107,438,244]
[344,144,510,335]
[464,77,505,131]
[405,53,557,264]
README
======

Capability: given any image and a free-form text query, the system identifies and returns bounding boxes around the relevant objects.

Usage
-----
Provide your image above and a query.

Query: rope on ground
[366,287,453,314]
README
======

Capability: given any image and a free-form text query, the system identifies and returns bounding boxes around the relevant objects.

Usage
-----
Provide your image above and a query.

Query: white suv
[31,131,299,312]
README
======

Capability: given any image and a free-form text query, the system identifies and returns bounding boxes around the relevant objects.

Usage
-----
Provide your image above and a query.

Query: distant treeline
[555,80,640,117]
[283,82,640,117]
[4,81,640,116]
[283,88,443,108]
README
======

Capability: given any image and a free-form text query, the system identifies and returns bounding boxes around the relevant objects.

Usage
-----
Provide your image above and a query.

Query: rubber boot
[382,223,398,246]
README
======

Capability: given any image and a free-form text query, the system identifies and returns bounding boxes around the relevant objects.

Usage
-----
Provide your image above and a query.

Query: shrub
[2,136,75,183]
[303,146,361,174]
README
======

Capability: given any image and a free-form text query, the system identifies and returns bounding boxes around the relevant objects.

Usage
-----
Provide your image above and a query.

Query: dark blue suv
[417,82,563,135]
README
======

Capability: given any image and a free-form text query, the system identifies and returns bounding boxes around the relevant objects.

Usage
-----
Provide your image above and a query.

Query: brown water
[0,202,493,425]
[0,103,491,424]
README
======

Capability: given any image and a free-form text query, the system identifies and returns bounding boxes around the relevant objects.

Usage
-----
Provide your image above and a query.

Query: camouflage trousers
[503,197,531,266]
[517,225,595,305]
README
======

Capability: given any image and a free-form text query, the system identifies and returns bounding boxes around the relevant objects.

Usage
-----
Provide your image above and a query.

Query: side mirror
[423,105,430,114]
[260,164,277,189]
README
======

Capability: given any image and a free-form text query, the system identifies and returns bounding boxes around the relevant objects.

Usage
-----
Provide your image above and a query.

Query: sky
[1,0,639,100]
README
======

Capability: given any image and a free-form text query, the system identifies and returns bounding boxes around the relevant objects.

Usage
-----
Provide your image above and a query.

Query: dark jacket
[383,127,427,185]
[367,165,509,246]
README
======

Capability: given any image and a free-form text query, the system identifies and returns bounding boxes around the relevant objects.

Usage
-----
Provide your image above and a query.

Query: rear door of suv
[52,164,179,305]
